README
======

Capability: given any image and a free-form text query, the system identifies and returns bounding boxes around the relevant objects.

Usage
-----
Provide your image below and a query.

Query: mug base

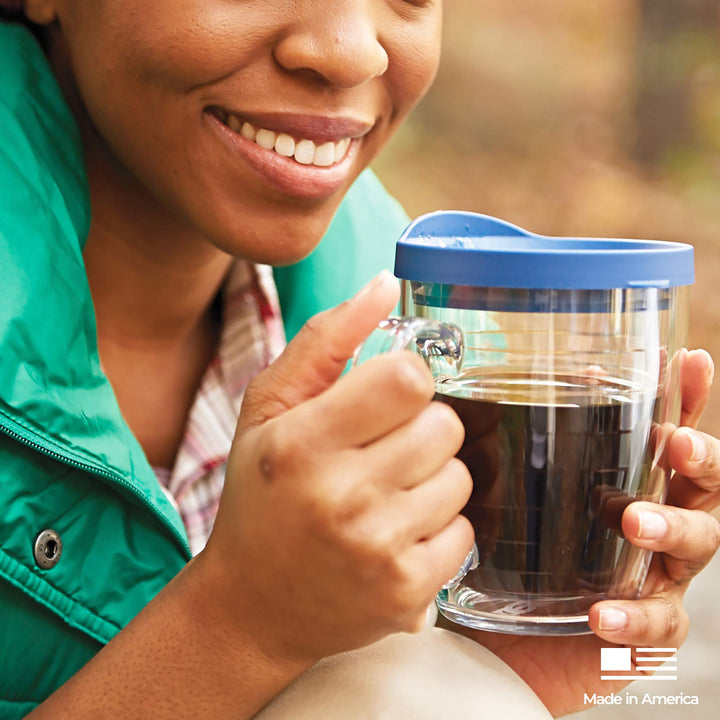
[437,592,595,636]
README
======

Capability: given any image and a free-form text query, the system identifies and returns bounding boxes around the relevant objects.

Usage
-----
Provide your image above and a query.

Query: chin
[204,206,336,267]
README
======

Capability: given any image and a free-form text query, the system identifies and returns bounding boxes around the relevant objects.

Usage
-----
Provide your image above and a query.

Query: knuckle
[462,514,476,543]
[634,603,651,635]
[445,458,473,501]
[677,606,690,645]
[260,423,306,477]
[697,435,720,478]
[300,310,355,369]
[448,456,472,482]
[708,515,720,554]
[428,401,465,440]
[341,519,397,568]
[453,513,475,546]
[659,596,682,638]
[398,557,431,593]
[302,485,335,525]
[385,354,434,401]
[244,367,271,398]
[701,451,719,479]
[240,375,275,425]
[667,507,689,543]
[242,376,261,407]
[674,560,707,586]
[668,509,720,569]
[301,309,331,339]
[307,484,362,540]
[255,425,283,482]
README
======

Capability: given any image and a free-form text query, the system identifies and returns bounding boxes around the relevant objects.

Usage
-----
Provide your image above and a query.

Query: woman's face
[44,0,442,264]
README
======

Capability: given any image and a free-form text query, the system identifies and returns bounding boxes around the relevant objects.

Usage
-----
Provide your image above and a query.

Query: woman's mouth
[219,109,353,167]
[205,106,370,199]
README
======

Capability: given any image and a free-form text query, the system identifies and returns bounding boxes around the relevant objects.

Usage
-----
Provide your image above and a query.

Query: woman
[0,2,718,718]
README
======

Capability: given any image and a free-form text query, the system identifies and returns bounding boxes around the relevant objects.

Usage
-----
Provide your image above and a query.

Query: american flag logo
[600,647,677,681]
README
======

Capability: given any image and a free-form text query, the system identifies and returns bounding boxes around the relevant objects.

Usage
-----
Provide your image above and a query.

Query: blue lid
[394,212,695,290]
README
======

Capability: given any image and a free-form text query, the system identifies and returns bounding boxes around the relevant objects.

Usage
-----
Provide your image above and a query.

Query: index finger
[300,351,437,449]
[237,270,400,433]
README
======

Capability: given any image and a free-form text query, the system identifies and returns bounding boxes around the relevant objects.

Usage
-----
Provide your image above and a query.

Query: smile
[205,106,372,200]
[209,108,355,168]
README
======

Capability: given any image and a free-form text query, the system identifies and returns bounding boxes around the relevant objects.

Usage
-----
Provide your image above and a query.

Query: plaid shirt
[154,262,286,556]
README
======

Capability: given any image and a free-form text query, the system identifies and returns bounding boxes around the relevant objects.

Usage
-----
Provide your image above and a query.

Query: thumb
[238,270,400,431]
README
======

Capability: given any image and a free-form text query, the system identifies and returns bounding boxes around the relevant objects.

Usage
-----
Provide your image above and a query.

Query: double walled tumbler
[356,211,694,635]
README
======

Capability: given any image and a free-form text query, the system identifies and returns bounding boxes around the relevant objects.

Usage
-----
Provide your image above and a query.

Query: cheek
[59,5,268,203]
[65,5,268,98]
[127,8,276,91]
[382,15,442,123]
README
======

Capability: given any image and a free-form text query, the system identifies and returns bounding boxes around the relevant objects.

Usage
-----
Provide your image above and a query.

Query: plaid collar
[157,261,286,554]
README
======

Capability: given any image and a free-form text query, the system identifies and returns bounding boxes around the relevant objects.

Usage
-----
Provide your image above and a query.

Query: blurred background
[374,0,720,434]
[372,1,720,717]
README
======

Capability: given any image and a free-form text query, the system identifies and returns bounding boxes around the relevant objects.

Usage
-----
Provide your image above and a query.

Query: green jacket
[0,22,409,717]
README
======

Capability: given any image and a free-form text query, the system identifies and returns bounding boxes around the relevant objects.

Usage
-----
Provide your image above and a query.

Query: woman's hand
[201,271,474,666]
[31,275,474,720]
[458,348,720,717]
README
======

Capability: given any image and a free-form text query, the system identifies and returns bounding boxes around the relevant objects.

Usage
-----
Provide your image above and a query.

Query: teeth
[255,128,276,151]
[313,142,335,167]
[221,112,354,167]
[334,137,351,162]
[274,133,295,157]
[294,139,316,165]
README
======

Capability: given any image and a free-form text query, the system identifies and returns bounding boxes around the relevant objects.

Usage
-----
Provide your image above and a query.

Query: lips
[205,106,373,199]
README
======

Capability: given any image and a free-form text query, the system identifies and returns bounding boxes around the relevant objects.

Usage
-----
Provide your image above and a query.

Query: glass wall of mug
[401,281,689,635]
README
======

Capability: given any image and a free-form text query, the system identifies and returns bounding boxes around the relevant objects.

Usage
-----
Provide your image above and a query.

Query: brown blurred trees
[635,0,720,166]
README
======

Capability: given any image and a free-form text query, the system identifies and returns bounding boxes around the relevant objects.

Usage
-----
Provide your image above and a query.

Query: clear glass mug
[353,212,693,635]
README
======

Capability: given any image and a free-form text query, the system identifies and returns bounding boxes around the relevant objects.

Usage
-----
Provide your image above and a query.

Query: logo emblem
[601,647,677,681]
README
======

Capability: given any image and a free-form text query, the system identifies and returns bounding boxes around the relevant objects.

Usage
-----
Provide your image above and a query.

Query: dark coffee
[436,369,661,605]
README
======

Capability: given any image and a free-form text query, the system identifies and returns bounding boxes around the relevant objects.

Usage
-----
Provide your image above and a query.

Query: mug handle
[352,317,478,589]
[351,317,465,378]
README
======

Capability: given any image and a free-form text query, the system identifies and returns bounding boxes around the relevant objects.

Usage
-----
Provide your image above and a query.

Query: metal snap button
[34,529,63,570]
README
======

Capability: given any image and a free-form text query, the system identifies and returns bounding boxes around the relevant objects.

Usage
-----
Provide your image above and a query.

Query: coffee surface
[435,369,657,599]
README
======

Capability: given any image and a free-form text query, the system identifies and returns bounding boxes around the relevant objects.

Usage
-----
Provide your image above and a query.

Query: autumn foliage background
[373,3,720,715]
[374,0,720,437]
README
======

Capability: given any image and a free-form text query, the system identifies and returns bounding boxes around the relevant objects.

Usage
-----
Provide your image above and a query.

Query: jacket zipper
[0,417,192,558]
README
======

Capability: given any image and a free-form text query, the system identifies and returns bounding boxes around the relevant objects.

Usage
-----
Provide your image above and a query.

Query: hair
[0,1,26,24]
[0,2,48,47]
[0,0,23,15]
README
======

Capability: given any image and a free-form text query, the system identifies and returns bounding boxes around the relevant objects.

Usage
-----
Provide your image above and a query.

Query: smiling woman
[0,1,497,717]
[39,0,440,264]
[1,1,720,719]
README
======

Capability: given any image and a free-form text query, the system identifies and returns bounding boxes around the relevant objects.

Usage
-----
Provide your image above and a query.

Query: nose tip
[274,23,389,89]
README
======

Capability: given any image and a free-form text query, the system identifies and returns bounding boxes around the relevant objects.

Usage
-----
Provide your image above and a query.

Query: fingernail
[599,607,629,631]
[691,349,714,384]
[353,269,395,302]
[637,510,668,540]
[702,351,714,384]
[689,433,707,463]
